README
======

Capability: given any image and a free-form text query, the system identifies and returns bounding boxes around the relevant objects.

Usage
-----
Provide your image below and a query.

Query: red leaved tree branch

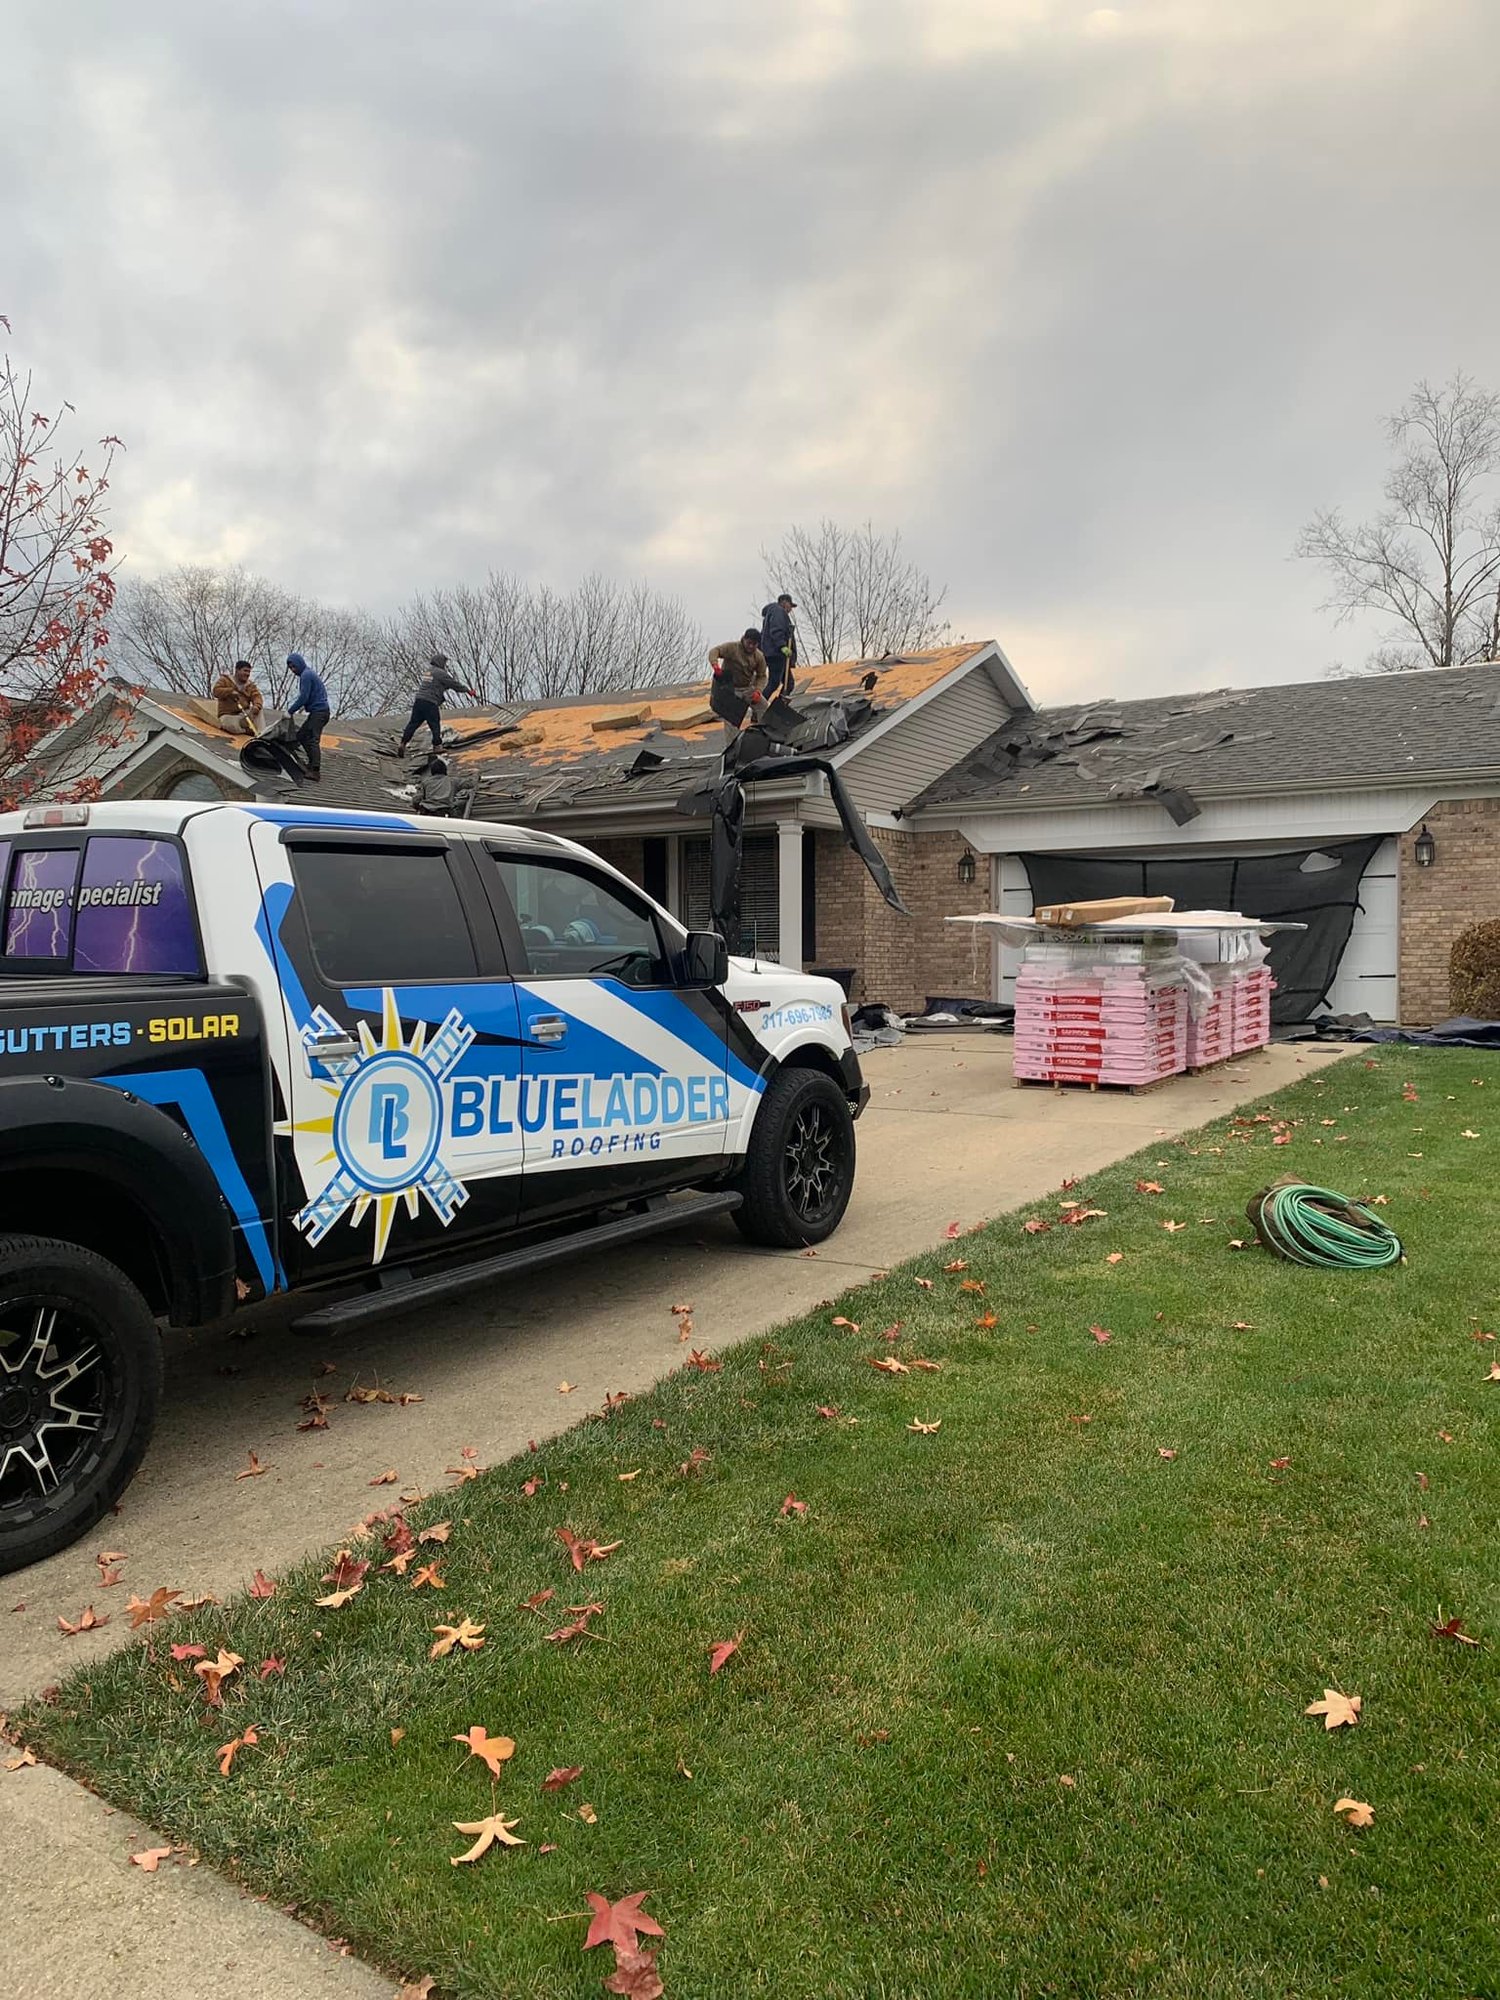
[0,314,123,806]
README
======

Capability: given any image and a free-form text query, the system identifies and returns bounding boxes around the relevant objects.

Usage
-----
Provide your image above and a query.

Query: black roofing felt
[910,664,1500,813]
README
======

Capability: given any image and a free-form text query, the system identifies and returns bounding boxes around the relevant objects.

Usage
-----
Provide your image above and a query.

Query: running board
[288,1191,742,1336]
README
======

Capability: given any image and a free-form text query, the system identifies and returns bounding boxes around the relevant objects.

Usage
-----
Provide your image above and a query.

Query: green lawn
[19,1048,1500,1999]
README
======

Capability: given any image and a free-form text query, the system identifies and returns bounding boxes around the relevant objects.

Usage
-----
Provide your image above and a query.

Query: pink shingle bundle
[1014,961,1187,1085]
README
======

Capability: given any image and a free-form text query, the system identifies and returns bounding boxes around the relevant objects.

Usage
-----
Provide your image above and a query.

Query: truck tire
[0,1235,162,1577]
[732,1068,857,1248]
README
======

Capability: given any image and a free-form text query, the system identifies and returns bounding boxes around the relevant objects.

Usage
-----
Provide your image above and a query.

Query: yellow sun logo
[279,989,476,1263]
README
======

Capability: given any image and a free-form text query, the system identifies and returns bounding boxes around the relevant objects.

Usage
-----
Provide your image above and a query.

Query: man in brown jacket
[707,629,768,743]
[212,661,264,734]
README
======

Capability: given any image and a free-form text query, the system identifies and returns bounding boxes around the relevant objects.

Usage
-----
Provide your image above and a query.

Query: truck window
[492,854,668,986]
[73,837,202,975]
[290,845,478,983]
[2,845,81,961]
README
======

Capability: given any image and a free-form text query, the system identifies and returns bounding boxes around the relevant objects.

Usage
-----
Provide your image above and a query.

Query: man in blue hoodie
[285,652,331,780]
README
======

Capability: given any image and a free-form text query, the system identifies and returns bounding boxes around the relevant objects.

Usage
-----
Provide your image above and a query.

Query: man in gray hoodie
[399,654,480,753]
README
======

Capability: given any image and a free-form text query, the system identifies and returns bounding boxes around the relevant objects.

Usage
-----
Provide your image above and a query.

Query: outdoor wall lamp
[957,848,977,885]
[1413,824,1436,869]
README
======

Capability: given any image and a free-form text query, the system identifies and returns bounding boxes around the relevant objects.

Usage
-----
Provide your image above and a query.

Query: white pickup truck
[0,799,867,1571]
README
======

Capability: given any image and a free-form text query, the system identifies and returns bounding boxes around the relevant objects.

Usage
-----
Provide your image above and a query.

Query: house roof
[116,643,996,820]
[910,662,1500,817]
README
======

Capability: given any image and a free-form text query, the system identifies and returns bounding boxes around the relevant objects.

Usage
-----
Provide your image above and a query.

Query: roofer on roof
[760,593,798,700]
[212,660,263,735]
[284,652,331,782]
[400,653,481,755]
[707,629,768,744]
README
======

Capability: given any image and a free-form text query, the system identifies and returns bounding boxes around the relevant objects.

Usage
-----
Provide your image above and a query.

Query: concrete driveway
[0,1032,1348,2000]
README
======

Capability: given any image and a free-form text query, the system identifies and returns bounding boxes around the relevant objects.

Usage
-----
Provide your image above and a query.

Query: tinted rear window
[290,845,478,983]
[74,838,201,975]
[2,846,81,960]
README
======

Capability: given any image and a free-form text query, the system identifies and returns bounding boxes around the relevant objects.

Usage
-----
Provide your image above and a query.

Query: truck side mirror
[680,930,729,988]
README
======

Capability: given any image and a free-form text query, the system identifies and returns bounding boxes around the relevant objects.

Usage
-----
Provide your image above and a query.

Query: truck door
[248,823,524,1281]
[480,844,732,1222]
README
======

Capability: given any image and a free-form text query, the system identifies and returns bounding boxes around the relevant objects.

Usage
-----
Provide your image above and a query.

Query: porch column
[665,833,684,921]
[776,819,804,970]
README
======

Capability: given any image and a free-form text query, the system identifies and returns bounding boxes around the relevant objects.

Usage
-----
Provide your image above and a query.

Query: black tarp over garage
[1018,838,1384,1024]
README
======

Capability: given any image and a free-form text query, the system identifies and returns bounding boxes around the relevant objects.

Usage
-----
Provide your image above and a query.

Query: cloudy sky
[9,0,1500,701]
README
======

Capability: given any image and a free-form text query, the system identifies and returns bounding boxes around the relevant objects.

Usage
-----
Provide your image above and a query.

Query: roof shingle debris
[911,662,1500,817]
[147,645,982,820]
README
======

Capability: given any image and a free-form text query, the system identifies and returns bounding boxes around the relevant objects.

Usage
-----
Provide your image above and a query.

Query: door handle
[527,1014,568,1046]
[306,1031,359,1063]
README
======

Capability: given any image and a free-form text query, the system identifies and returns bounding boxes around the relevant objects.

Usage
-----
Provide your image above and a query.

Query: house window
[162,770,223,801]
[682,834,779,957]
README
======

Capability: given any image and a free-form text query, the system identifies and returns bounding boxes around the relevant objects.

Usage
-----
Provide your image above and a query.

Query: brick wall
[1399,797,1500,1024]
[809,827,993,1013]
[583,836,647,886]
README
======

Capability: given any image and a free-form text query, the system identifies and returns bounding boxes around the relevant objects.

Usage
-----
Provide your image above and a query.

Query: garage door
[1324,837,1397,1021]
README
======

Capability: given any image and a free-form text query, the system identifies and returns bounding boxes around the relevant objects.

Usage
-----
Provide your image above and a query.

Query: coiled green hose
[1246,1179,1403,1269]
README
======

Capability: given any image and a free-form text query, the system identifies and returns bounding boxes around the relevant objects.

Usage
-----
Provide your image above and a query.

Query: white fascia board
[936,783,1472,853]
[829,643,1023,771]
[107,727,253,796]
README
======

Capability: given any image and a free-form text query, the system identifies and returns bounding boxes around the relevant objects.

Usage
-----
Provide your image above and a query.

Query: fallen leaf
[546,1602,606,1645]
[541,1764,583,1792]
[1090,1325,1113,1344]
[1461,1129,1479,1139]
[557,1381,577,1396]
[1272,1133,1292,1146]
[943,1259,969,1273]
[685,1350,721,1373]
[257,1656,285,1679]
[958,1279,986,1295]
[169,1642,207,1662]
[410,1564,446,1591]
[126,1588,182,1629]
[1269,1456,1292,1471]
[1231,1320,1255,1331]
[1334,1797,1375,1828]
[1058,1774,1076,1788]
[675,1755,693,1779]
[1157,1447,1178,1460]
[679,1445,712,1477]
[519,1588,556,1614]
[945,1222,962,1239]
[129,1846,174,1872]
[1487,1361,1500,1382]
[708,1632,744,1675]
[418,1522,452,1545]
[1022,1219,1051,1235]
[831,1316,860,1333]
[1135,1180,1165,1194]
[583,1890,666,1953]
[1431,1615,1481,1647]
[557,1527,623,1572]
[779,1494,808,1518]
[1305,1689,1362,1730]
[974,1310,999,1329]
[56,1607,107,1636]
[430,1619,486,1658]
[5,1748,37,1769]
[908,1419,942,1435]
[1438,1429,1455,1442]
[368,1470,399,1487]
[868,1357,909,1375]
[235,1451,270,1479]
[449,1813,525,1864]
[452,1725,516,1777]
[217,1726,259,1776]
[604,1945,665,1999]
[910,1357,944,1373]
[396,1980,436,2000]
[193,1649,244,1706]
[914,1275,936,1289]
[447,1464,479,1484]
[345,1383,396,1404]
[1105,1252,1124,1266]
[577,1800,599,1824]
[1161,1220,1187,1233]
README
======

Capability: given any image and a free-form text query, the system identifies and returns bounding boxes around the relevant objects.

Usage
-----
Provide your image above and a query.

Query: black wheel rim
[784,1103,844,1225]
[0,1295,118,1531]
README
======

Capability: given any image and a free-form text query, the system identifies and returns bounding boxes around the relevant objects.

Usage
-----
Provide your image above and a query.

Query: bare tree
[375,570,703,709]
[1298,373,1500,675]
[114,563,385,710]
[0,317,121,805]
[761,520,948,663]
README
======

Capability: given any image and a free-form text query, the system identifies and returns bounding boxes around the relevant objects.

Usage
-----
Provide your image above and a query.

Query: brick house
[19,653,1500,1024]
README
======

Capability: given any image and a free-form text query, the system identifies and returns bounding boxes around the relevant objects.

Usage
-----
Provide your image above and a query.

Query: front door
[481,845,731,1221]
[249,825,525,1281]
